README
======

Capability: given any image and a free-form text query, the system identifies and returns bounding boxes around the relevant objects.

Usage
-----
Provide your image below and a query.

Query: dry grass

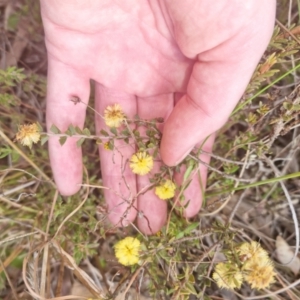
[1,0,300,299]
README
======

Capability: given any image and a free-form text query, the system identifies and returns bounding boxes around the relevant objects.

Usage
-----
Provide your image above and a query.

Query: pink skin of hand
[40,0,276,234]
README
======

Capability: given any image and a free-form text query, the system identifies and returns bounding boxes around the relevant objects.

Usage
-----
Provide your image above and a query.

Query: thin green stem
[207,171,300,197]
[232,63,300,115]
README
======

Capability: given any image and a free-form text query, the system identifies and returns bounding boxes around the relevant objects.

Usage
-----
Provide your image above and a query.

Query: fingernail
[175,147,194,165]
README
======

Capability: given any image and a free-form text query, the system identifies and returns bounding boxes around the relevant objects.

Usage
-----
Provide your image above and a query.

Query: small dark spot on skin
[70,95,81,105]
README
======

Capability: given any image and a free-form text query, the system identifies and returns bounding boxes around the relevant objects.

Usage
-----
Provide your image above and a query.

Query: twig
[0,259,19,300]
[189,154,252,183]
[54,166,92,238]
[263,155,299,265]
[0,181,36,197]
[199,150,258,166]
[201,149,250,217]
[276,19,300,45]
[45,190,58,236]
[236,277,300,299]
[0,195,37,213]
[0,230,40,246]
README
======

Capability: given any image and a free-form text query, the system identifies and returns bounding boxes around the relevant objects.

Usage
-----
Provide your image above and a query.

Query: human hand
[40,0,276,234]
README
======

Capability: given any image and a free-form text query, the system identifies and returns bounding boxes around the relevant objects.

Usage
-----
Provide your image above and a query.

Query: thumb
[161,0,275,166]
[161,38,272,166]
[161,90,229,166]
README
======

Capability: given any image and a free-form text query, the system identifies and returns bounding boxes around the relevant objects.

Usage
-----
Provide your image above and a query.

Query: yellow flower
[104,103,125,128]
[213,262,243,290]
[114,237,141,266]
[103,141,111,150]
[155,179,176,200]
[156,231,162,237]
[16,123,41,148]
[129,151,153,175]
[236,241,276,289]
[243,260,275,289]
[237,241,269,263]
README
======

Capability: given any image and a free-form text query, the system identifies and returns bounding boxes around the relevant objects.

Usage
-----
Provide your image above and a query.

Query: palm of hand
[40,0,275,234]
[43,2,195,95]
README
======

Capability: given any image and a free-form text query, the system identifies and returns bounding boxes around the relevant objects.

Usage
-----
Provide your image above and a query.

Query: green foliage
[0,272,6,291]
[0,93,20,108]
[0,146,19,161]
[23,74,47,96]
[40,135,49,145]
[1,1,300,299]
[0,67,25,87]
[0,145,14,159]
[59,136,67,146]
[50,124,61,134]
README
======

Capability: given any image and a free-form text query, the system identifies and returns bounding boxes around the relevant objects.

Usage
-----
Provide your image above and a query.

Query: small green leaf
[183,222,198,234]
[0,93,19,107]
[149,137,158,145]
[59,136,67,146]
[71,124,77,134]
[7,13,19,31]
[147,142,154,149]
[175,231,185,239]
[75,126,82,134]
[184,282,197,295]
[182,179,192,191]
[183,161,195,181]
[100,129,109,137]
[76,137,85,147]
[40,135,49,146]
[0,146,12,159]
[110,127,117,135]
[121,129,130,136]
[82,128,91,136]
[137,142,145,149]
[65,128,72,136]
[133,129,140,137]
[183,199,191,209]
[0,66,25,87]
[68,124,77,136]
[50,124,61,134]
[108,139,114,150]
[36,122,43,132]
[11,150,20,162]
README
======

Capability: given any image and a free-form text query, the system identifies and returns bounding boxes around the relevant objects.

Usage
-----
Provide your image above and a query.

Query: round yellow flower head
[16,123,41,149]
[114,237,141,266]
[237,241,268,264]
[104,103,125,128]
[213,262,243,290]
[130,151,153,175]
[243,260,275,290]
[155,179,176,200]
